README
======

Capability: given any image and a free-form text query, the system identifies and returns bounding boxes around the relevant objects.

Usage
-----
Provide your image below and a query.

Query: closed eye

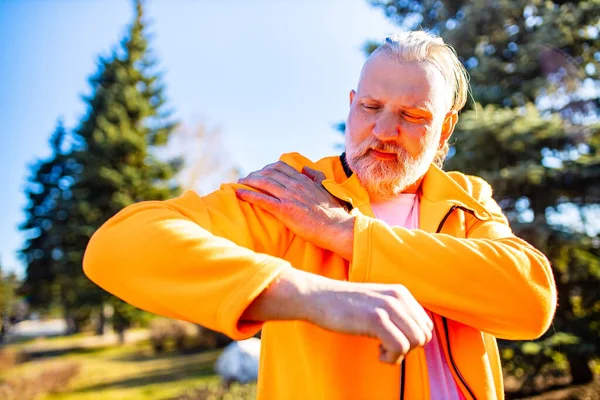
[362,103,381,111]
[402,113,425,122]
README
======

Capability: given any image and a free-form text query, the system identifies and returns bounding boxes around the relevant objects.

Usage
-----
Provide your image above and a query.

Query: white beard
[345,136,437,199]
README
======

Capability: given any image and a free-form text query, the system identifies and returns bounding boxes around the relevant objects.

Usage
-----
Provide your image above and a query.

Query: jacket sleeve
[83,184,293,340]
[348,195,557,341]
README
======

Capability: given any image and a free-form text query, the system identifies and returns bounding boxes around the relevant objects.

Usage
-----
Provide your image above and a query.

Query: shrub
[0,361,80,400]
[149,318,195,353]
[149,318,232,354]
[0,348,28,372]
[168,381,257,400]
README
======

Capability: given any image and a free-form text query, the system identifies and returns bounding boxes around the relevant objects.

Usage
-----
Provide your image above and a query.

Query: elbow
[499,255,557,340]
[512,273,557,340]
[83,232,102,287]
[82,227,120,293]
[527,257,558,339]
[82,233,99,283]
[519,290,557,340]
[498,291,556,341]
[515,249,558,340]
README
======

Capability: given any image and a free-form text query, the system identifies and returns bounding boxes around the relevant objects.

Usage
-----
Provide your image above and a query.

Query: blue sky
[0,0,399,276]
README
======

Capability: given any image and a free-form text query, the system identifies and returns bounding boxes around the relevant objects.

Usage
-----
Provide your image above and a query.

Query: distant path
[6,319,149,351]
[10,319,67,337]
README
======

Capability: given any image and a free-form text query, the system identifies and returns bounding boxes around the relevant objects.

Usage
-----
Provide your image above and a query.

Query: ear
[439,111,458,148]
[349,90,356,106]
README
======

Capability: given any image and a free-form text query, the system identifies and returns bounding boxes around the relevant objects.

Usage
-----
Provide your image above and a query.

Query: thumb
[302,166,325,183]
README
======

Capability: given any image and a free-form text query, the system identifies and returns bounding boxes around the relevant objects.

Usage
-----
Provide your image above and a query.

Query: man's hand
[242,268,433,364]
[310,280,433,364]
[235,161,355,261]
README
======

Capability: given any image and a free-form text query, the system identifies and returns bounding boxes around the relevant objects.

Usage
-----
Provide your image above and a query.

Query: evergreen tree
[68,0,181,336]
[369,0,600,109]
[20,0,181,335]
[369,0,600,391]
[19,119,85,330]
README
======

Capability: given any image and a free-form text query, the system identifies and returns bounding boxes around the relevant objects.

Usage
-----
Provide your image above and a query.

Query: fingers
[238,172,287,196]
[238,164,293,198]
[373,286,433,343]
[238,162,307,194]
[384,298,432,348]
[373,309,411,364]
[402,292,434,343]
[302,166,326,183]
[238,162,333,206]
[360,286,433,364]
[235,188,281,213]
[258,161,307,181]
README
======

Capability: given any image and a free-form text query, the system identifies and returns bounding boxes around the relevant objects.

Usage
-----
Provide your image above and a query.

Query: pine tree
[369,0,600,108]
[369,0,600,391]
[19,119,85,330]
[67,0,181,337]
[20,0,181,336]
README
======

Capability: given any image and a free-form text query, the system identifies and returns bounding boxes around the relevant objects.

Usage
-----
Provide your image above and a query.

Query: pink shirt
[370,194,465,400]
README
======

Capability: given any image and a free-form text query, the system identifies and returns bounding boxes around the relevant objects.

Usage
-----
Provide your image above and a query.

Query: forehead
[357,53,449,112]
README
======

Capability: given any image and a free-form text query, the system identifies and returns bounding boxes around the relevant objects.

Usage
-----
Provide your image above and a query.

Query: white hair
[375,31,469,113]
[372,31,470,166]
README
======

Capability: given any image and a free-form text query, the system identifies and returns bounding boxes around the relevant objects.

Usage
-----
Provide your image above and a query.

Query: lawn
[1,332,226,400]
[2,331,598,400]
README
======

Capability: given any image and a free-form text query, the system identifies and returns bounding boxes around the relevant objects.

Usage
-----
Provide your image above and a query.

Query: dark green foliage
[447,104,600,389]
[20,0,181,334]
[20,119,84,327]
[369,0,600,107]
[370,0,600,391]
[69,0,182,333]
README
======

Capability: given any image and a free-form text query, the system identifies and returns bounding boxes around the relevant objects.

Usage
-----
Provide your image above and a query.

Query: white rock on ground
[214,338,261,384]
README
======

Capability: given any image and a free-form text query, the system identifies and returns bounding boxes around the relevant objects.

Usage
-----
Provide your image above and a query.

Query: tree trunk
[116,327,126,345]
[95,308,105,336]
[64,307,77,335]
[567,351,593,385]
[0,318,6,343]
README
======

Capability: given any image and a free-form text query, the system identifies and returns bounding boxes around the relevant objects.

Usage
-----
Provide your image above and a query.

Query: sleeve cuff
[217,256,292,340]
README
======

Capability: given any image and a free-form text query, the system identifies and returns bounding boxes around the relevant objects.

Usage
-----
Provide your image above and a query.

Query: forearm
[241,267,335,323]
[241,264,436,364]
[349,217,556,339]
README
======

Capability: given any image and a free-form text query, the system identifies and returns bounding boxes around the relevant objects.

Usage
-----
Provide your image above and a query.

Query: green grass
[3,337,223,400]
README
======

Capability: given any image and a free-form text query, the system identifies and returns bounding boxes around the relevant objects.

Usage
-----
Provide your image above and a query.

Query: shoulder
[278,152,343,180]
[445,170,495,204]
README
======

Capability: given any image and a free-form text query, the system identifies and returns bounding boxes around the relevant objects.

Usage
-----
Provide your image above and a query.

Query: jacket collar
[322,154,491,227]
[420,163,492,221]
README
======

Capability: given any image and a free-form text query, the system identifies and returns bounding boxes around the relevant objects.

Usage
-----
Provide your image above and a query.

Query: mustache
[355,139,403,158]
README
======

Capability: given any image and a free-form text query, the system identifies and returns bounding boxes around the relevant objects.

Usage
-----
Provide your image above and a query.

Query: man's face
[345,52,456,198]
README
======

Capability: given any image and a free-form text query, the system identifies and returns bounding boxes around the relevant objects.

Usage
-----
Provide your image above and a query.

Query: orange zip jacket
[83,152,557,400]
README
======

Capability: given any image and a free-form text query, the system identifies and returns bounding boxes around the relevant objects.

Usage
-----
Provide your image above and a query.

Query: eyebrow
[359,94,434,110]
[361,95,434,117]
[404,107,433,118]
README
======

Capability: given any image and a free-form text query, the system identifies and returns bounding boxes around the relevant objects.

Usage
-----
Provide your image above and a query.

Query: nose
[372,112,400,141]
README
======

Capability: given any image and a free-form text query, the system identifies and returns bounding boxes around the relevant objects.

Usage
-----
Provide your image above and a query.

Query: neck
[402,176,424,194]
[368,176,424,202]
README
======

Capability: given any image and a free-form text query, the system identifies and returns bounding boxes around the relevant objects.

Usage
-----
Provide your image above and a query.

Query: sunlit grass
[3,335,223,400]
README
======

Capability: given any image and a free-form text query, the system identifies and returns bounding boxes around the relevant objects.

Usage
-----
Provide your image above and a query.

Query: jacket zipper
[399,360,406,400]
[436,205,478,400]
[400,205,480,400]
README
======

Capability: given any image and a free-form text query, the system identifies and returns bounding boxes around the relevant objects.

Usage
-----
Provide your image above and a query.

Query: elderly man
[83,31,556,399]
